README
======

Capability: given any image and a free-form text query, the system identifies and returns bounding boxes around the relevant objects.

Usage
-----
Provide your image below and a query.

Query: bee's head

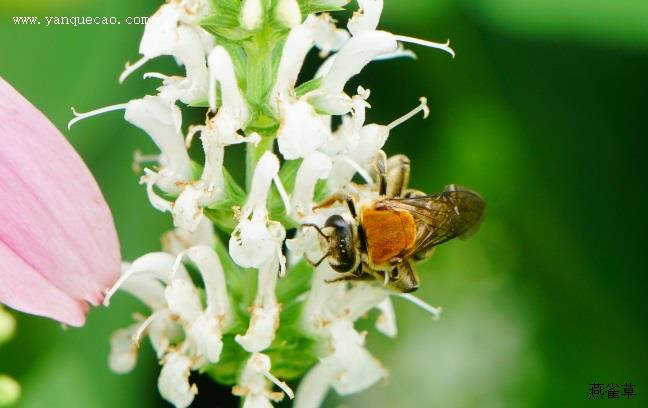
[321,214,359,273]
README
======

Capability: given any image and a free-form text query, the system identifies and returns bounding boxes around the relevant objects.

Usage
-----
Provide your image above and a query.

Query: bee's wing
[379,186,485,259]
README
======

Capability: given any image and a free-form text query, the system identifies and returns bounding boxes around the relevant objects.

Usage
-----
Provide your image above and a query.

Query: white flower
[276,98,331,160]
[158,352,197,408]
[120,0,211,86]
[374,298,398,338]
[69,94,193,211]
[108,323,141,373]
[348,0,383,35]
[106,243,232,407]
[162,217,216,255]
[271,22,317,105]
[173,113,260,231]
[326,96,429,191]
[233,353,295,408]
[207,46,249,122]
[292,264,388,407]
[310,14,350,58]
[291,151,333,218]
[235,256,282,352]
[228,152,289,353]
[125,96,191,189]
[270,13,350,108]
[229,152,287,270]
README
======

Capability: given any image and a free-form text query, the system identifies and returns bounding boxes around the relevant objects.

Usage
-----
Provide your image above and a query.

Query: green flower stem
[242,23,287,189]
[245,132,276,190]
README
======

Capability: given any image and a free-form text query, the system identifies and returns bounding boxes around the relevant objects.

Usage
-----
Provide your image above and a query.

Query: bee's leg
[390,261,420,293]
[312,194,346,210]
[411,246,436,262]
[402,189,426,199]
[352,262,364,276]
[373,150,388,196]
[304,251,331,267]
[325,273,374,284]
[386,154,411,198]
[313,194,357,218]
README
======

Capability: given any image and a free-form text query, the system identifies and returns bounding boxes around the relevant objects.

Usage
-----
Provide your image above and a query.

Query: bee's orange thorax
[361,206,417,265]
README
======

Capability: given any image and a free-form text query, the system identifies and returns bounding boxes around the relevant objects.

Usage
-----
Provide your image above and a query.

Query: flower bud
[241,0,264,30]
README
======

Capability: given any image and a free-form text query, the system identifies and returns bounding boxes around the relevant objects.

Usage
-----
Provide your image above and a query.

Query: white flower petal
[235,303,279,353]
[158,352,197,408]
[119,4,181,82]
[179,245,231,318]
[162,218,216,255]
[236,254,283,352]
[208,46,249,123]
[321,320,387,395]
[105,252,189,306]
[165,279,202,323]
[109,323,140,373]
[374,298,397,338]
[277,99,331,160]
[272,24,315,104]
[125,96,192,188]
[309,14,350,58]
[309,93,353,116]
[188,313,224,362]
[140,169,174,213]
[229,216,276,269]
[341,282,389,322]
[173,185,207,231]
[291,152,332,217]
[171,26,210,105]
[118,272,167,310]
[319,30,398,97]
[348,0,383,35]
[245,151,280,214]
[148,311,178,358]
[139,4,182,59]
[235,353,292,406]
[293,363,331,408]
[302,264,348,332]
[242,395,275,408]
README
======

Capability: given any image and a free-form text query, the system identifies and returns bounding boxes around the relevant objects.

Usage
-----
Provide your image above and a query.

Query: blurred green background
[1,0,647,407]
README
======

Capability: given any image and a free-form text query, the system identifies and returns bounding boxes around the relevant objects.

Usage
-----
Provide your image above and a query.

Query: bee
[302,152,485,292]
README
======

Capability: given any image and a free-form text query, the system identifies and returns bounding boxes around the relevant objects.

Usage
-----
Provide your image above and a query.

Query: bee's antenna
[301,223,329,240]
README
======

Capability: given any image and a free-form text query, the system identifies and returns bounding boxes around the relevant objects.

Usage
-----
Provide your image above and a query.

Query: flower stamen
[68,103,128,129]
[386,97,429,131]
[264,370,295,400]
[395,293,442,320]
[394,35,455,58]
[119,56,150,83]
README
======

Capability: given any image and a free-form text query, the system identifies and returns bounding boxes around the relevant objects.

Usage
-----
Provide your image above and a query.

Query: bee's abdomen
[361,208,417,265]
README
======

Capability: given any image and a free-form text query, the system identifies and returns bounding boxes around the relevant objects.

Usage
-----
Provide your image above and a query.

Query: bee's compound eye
[324,214,348,230]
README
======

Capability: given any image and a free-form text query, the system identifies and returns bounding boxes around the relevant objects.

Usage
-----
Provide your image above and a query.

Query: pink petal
[0,241,87,326]
[0,77,121,326]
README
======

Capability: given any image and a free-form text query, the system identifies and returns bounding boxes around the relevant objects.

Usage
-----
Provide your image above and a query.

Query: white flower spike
[92,1,461,407]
